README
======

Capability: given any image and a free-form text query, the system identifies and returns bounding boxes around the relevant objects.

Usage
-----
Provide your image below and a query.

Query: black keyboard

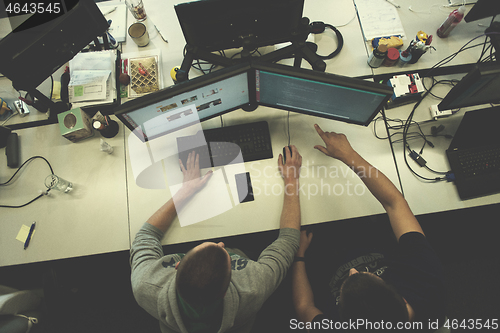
[457,145,500,178]
[177,121,273,168]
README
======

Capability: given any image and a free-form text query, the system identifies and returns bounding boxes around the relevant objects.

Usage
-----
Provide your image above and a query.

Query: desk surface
[1,0,499,266]
[126,106,401,247]
[381,74,500,215]
[0,122,129,267]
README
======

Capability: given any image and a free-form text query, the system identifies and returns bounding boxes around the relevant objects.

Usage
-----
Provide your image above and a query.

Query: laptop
[446,106,500,200]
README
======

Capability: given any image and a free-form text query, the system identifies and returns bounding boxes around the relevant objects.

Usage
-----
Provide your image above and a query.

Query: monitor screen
[438,63,500,110]
[254,63,393,126]
[115,64,252,142]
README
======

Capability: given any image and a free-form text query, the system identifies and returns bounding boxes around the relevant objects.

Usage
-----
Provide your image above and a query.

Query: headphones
[309,21,344,59]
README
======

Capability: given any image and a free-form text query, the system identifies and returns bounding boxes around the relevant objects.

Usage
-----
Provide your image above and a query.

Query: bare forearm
[344,152,423,240]
[292,261,322,323]
[344,151,403,210]
[280,181,301,230]
[146,187,192,233]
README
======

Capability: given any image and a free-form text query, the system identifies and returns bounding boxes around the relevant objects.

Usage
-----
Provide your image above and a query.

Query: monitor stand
[175,17,326,83]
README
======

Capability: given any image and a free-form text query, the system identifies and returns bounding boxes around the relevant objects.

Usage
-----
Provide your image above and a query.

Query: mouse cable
[287,111,291,147]
[0,156,54,208]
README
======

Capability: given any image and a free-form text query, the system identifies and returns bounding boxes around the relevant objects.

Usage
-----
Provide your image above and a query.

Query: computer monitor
[115,64,253,142]
[438,62,500,110]
[0,0,108,91]
[254,63,393,126]
[174,0,304,52]
[464,0,500,22]
[115,62,394,141]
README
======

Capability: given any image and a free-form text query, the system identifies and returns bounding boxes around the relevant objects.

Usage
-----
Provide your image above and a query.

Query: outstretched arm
[278,145,302,231]
[314,124,424,241]
[146,151,213,233]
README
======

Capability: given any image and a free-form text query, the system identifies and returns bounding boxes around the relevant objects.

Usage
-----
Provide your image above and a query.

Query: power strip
[429,104,452,120]
[13,100,30,117]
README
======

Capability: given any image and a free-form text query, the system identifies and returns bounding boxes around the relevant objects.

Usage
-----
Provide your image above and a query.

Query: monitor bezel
[438,62,500,110]
[114,63,253,142]
[252,62,394,126]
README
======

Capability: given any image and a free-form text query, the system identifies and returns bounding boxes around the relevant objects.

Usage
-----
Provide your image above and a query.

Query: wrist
[294,256,306,262]
[284,179,299,191]
[174,186,195,203]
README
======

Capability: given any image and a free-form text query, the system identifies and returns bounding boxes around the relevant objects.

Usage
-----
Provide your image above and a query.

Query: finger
[314,145,329,155]
[194,153,200,169]
[186,151,193,168]
[278,153,284,168]
[314,124,327,139]
[179,159,187,173]
[201,170,213,184]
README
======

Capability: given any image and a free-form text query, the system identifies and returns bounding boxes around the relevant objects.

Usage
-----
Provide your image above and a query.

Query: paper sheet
[354,0,406,41]
[16,225,35,243]
[97,1,128,43]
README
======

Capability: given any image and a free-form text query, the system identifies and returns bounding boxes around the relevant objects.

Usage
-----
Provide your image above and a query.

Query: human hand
[179,151,213,197]
[278,145,302,184]
[313,124,356,164]
[297,229,313,257]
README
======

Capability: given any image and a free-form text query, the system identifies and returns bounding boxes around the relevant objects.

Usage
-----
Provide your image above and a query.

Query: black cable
[0,156,54,208]
[381,109,405,197]
[287,111,291,146]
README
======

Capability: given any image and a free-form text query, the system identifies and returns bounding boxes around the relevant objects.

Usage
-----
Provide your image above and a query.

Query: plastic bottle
[367,44,388,68]
[437,6,466,38]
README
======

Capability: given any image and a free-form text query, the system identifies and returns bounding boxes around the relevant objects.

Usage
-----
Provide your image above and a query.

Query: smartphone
[235,172,254,203]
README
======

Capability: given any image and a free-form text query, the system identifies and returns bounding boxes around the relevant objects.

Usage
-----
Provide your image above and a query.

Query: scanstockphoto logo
[248,160,378,200]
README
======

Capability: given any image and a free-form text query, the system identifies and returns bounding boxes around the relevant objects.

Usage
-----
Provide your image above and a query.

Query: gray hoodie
[130,222,300,333]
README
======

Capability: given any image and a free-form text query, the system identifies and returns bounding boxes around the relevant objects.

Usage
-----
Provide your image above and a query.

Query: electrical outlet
[13,100,29,117]
[429,104,452,120]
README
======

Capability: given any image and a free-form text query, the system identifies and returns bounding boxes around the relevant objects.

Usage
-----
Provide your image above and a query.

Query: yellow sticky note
[16,225,35,243]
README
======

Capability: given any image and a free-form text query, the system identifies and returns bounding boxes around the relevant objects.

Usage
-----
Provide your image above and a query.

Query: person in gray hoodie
[130,147,302,333]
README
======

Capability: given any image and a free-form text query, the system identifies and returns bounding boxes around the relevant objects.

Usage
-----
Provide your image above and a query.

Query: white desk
[130,0,373,79]
[0,121,129,267]
[126,106,401,246]
[370,0,497,75]
[381,74,500,215]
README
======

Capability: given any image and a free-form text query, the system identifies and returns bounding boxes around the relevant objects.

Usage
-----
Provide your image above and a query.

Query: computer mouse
[282,146,292,164]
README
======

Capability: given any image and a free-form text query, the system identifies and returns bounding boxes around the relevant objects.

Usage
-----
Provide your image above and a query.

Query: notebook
[446,106,500,199]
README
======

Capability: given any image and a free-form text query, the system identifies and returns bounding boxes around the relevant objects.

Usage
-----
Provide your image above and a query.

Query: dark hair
[176,244,231,306]
[339,273,409,324]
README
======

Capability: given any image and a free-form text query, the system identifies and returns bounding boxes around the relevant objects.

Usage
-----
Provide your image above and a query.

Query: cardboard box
[58,108,94,142]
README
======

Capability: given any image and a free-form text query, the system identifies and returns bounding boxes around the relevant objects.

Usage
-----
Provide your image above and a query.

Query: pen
[24,222,36,250]
[385,0,400,8]
[102,6,117,16]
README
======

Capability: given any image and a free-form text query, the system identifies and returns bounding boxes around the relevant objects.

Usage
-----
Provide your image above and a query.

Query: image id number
[5,2,61,14]
[444,319,498,330]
